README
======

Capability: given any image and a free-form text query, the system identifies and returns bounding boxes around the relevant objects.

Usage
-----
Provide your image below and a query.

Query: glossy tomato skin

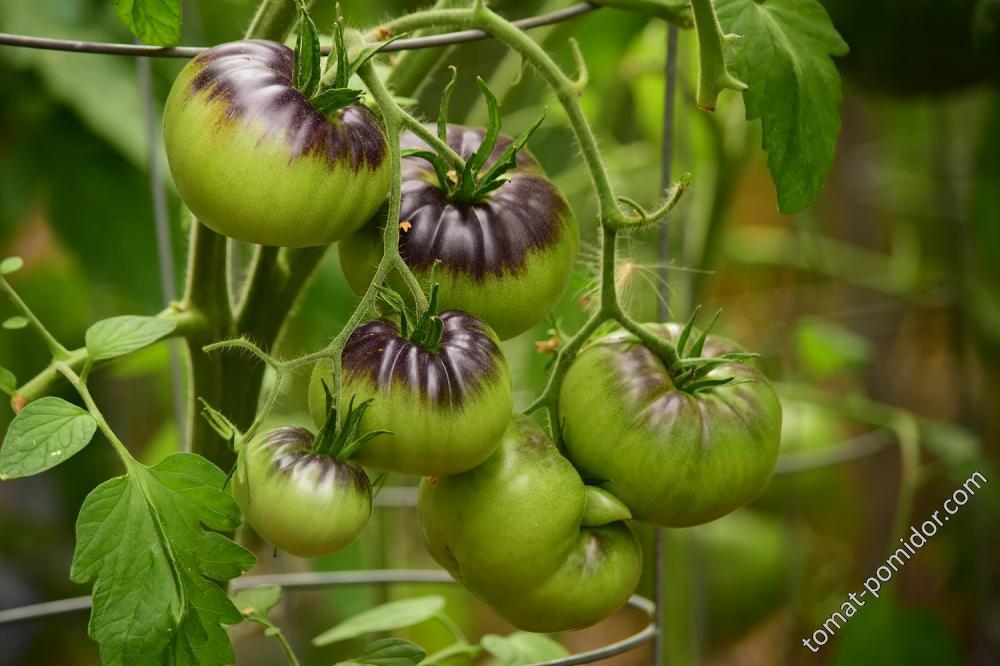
[339,125,579,339]
[233,427,372,557]
[164,40,391,247]
[560,324,781,527]
[418,415,641,632]
[309,311,512,476]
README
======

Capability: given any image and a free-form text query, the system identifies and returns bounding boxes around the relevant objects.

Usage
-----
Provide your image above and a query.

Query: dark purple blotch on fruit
[342,311,504,406]
[186,40,386,171]
[397,125,572,279]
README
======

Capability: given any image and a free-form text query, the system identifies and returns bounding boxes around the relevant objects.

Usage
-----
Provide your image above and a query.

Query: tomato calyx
[293,4,402,117]
[402,71,545,204]
[581,487,632,526]
[666,308,760,393]
[313,385,390,461]
[377,264,446,351]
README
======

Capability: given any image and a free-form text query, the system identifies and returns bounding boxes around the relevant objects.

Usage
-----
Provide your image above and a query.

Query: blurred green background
[1,0,998,664]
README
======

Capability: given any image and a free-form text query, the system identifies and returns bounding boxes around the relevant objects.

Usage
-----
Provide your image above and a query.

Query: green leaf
[85,315,177,362]
[833,601,962,665]
[717,0,848,213]
[480,633,569,666]
[0,397,97,479]
[0,256,23,275]
[0,367,16,396]
[313,596,446,646]
[337,638,426,666]
[232,584,282,622]
[3,316,28,330]
[112,0,182,47]
[71,453,256,666]
[794,318,871,379]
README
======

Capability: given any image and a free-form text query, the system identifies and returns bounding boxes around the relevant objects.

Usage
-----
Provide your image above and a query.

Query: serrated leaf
[85,316,177,362]
[112,0,182,47]
[70,453,256,666]
[0,397,96,479]
[313,596,445,646]
[232,584,282,622]
[717,0,848,213]
[1,257,24,275]
[336,638,426,666]
[0,367,16,396]
[3,317,28,330]
[481,633,569,666]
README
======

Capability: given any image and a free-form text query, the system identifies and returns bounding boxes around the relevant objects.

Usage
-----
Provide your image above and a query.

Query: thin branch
[0,3,599,58]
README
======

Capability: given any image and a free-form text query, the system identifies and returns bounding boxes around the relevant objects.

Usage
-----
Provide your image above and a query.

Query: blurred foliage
[1,1,998,665]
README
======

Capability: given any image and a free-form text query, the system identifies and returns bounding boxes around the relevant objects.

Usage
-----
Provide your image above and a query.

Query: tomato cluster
[164,38,781,633]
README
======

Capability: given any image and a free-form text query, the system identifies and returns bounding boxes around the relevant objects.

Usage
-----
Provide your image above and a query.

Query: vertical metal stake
[653,22,679,666]
[137,56,187,441]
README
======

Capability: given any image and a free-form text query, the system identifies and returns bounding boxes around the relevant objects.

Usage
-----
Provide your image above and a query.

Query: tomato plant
[0,0,868,663]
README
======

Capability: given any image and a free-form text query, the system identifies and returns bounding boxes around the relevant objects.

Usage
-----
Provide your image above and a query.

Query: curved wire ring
[0,569,656,666]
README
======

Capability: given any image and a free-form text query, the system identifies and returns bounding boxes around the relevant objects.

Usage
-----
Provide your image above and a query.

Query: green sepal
[438,66,459,144]
[293,3,322,98]
[401,149,453,194]
[689,308,721,358]
[472,109,546,199]
[676,305,701,358]
[581,486,632,526]
[347,33,407,82]
[458,78,503,199]
[408,262,444,351]
[314,390,390,462]
[376,285,415,338]
[312,87,364,115]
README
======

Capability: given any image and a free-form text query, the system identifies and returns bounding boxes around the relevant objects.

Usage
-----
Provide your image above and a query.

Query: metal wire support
[0,570,658,666]
[0,3,598,58]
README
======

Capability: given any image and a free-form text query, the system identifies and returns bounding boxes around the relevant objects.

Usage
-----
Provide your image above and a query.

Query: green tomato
[233,426,372,558]
[560,324,782,527]
[701,510,792,643]
[418,415,642,632]
[339,125,579,339]
[309,312,513,476]
[163,40,391,247]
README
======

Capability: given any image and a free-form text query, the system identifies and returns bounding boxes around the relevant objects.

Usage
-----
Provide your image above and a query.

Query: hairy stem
[689,0,746,111]
[377,4,631,228]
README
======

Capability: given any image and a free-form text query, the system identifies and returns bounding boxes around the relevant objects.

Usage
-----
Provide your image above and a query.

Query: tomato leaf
[0,257,24,275]
[70,453,256,666]
[481,632,569,666]
[232,584,282,622]
[336,638,427,666]
[85,315,177,362]
[0,367,16,396]
[112,0,182,47]
[0,397,97,479]
[716,0,848,213]
[313,596,446,646]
